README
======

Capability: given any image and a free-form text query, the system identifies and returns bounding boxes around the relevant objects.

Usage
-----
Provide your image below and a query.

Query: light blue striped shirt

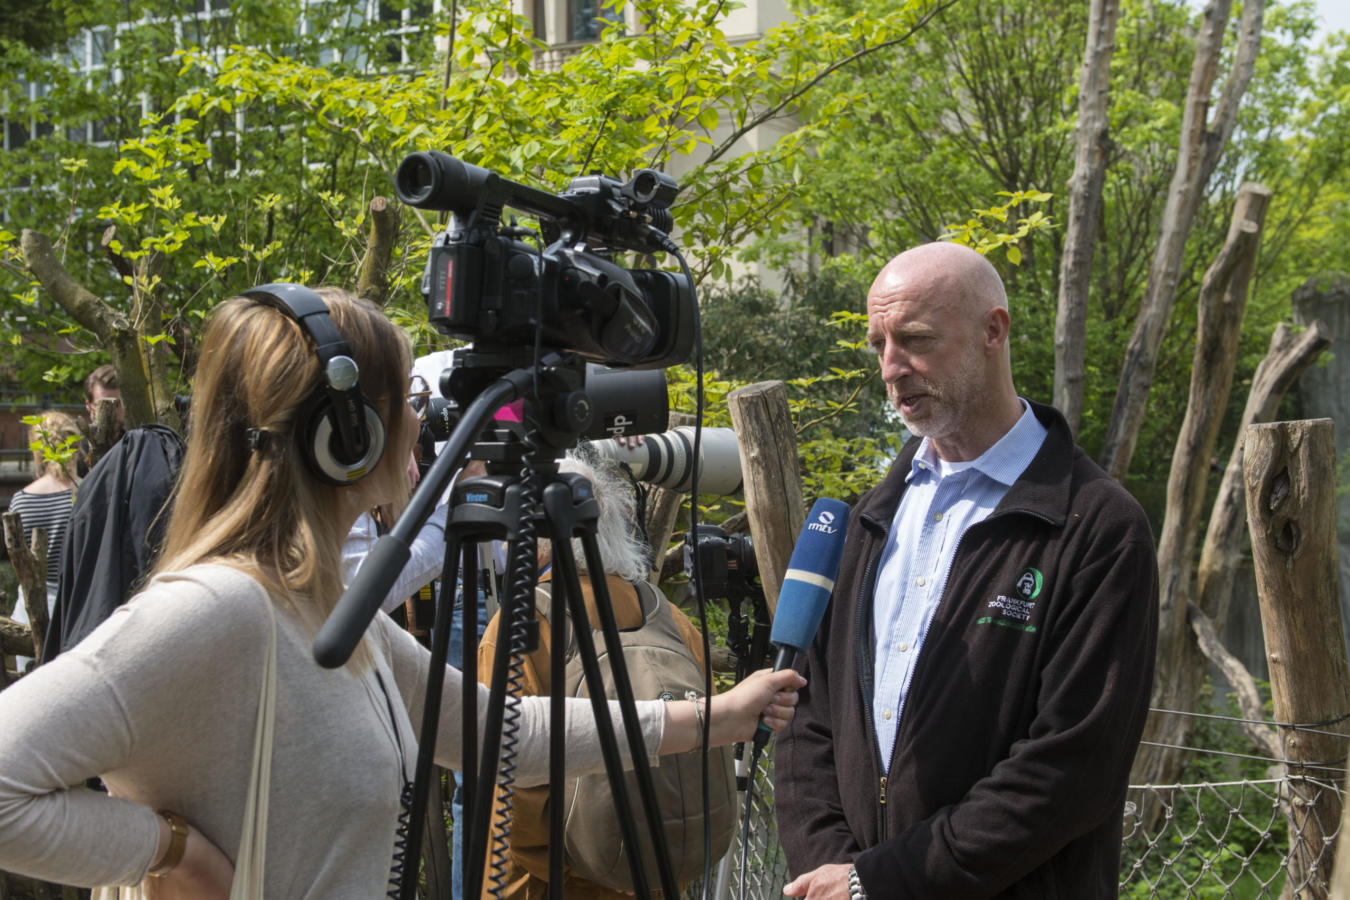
[871,399,1048,773]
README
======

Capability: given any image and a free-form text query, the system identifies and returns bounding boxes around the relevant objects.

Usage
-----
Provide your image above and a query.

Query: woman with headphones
[0,286,803,898]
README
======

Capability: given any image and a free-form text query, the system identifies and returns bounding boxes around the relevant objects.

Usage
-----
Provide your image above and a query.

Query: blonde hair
[153,288,411,666]
[29,410,82,483]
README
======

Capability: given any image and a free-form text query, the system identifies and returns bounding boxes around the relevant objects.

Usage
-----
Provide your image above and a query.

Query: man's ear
[983,307,1011,352]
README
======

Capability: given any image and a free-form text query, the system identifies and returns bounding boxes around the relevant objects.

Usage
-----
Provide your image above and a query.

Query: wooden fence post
[727,381,804,617]
[2,511,49,663]
[1244,419,1349,899]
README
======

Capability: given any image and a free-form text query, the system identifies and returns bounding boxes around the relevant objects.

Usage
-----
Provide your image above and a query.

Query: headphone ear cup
[297,390,387,486]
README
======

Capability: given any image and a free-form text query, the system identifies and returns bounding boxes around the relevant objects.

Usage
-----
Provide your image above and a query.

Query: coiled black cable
[375,671,417,899]
[387,780,417,898]
[485,423,544,899]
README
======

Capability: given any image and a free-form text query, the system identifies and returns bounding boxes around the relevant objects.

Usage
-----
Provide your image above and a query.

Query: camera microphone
[753,497,851,752]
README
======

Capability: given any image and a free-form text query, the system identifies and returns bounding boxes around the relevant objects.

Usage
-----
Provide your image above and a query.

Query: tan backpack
[535,580,736,892]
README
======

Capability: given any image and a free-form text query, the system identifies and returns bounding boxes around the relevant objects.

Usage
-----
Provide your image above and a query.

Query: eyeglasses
[406,375,432,421]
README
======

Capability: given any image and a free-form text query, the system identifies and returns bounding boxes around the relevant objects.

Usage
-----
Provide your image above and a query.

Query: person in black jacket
[776,241,1158,900]
[43,424,185,660]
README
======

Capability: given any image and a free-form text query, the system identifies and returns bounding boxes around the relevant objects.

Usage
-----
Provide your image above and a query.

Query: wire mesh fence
[685,747,790,900]
[680,708,1350,900]
[1119,776,1342,898]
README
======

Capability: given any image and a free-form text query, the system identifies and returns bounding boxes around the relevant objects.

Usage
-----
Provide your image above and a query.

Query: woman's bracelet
[149,809,189,876]
[684,690,706,738]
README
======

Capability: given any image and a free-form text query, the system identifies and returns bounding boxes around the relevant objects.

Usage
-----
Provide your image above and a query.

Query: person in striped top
[9,410,82,606]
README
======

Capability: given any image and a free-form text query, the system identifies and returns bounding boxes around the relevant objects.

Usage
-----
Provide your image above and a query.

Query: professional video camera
[395,151,696,372]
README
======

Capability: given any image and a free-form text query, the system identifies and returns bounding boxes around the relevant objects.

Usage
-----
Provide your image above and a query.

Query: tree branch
[704,0,959,168]
[2,512,47,662]
[21,229,126,340]
[356,196,400,306]
[21,229,158,428]
[1204,0,1265,177]
[1187,602,1279,757]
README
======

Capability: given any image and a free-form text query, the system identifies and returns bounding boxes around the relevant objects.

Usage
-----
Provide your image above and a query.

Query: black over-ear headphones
[242,283,386,486]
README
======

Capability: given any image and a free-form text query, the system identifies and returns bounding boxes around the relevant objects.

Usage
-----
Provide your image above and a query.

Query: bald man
[775,243,1158,900]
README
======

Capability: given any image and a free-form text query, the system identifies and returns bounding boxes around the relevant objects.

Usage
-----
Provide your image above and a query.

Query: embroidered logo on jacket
[975,567,1043,633]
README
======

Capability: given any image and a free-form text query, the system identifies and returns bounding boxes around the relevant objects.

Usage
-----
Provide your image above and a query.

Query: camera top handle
[395,150,677,256]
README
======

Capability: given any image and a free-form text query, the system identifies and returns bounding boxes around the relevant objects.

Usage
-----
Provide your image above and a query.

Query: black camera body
[684,524,759,599]
[397,152,695,370]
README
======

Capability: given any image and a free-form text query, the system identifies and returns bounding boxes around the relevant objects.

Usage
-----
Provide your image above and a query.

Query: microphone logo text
[807,510,838,534]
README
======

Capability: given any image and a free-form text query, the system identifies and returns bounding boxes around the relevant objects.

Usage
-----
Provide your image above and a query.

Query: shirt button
[899,642,909,652]
[916,576,926,587]
[883,709,892,720]
[934,512,943,522]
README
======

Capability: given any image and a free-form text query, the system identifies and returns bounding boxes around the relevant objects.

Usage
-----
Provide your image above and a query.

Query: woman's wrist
[705,692,742,746]
[149,809,190,876]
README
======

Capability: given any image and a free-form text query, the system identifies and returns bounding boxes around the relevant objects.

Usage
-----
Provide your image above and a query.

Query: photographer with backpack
[478,451,734,899]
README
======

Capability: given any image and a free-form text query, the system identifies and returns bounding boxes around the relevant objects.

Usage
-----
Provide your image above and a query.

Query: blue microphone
[753,497,850,751]
[769,497,850,671]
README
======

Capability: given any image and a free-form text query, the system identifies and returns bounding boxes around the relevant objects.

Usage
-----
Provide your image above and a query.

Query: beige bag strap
[230,593,278,897]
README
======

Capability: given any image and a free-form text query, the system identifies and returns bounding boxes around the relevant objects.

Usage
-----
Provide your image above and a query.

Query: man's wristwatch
[848,863,868,899]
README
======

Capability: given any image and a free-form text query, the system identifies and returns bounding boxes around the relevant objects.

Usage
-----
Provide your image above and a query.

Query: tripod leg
[399,530,465,900]
[456,547,481,900]
[545,548,568,900]
[542,481,680,899]
[421,769,452,899]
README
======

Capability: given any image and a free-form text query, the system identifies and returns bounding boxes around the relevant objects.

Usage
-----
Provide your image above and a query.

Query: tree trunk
[1244,420,1348,900]
[1129,318,1330,796]
[1291,275,1350,657]
[1098,0,1266,481]
[645,413,697,584]
[1128,184,1270,792]
[727,381,805,617]
[1052,0,1119,435]
[2,512,48,663]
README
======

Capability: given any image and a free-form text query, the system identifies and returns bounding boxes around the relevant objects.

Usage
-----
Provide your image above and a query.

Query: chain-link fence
[684,748,790,900]
[1119,776,1343,898]
[679,710,1350,900]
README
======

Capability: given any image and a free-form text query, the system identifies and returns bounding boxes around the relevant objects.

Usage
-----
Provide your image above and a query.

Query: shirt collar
[904,398,1048,487]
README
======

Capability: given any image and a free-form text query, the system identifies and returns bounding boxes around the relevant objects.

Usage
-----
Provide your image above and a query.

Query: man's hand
[783,863,852,900]
[144,824,233,899]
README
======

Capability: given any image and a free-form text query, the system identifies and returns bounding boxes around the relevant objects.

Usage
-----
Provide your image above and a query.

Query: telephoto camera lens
[586,426,742,495]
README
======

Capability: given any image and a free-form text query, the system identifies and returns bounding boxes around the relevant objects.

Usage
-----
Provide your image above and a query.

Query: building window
[568,0,621,42]
[533,0,546,40]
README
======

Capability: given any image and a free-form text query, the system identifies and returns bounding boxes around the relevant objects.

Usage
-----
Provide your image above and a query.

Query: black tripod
[314,351,680,900]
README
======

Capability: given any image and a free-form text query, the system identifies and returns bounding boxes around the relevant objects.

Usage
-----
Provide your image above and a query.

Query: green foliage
[676,270,895,508]
[942,190,1055,267]
[0,0,944,405]
[20,413,82,470]
[743,0,1350,528]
